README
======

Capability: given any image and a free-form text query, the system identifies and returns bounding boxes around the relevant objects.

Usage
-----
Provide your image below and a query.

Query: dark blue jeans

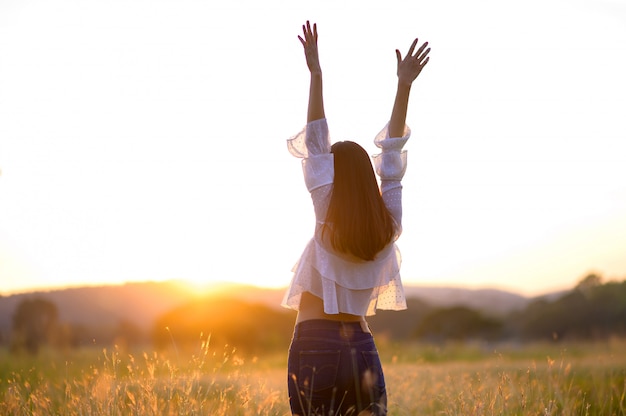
[287,319,387,416]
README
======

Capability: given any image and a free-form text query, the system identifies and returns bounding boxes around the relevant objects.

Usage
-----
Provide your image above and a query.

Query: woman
[283,21,430,416]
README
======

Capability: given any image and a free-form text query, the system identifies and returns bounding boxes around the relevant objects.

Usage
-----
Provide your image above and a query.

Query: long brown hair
[322,141,395,261]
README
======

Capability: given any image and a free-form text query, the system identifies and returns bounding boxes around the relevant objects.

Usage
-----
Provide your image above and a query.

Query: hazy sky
[1,0,625,296]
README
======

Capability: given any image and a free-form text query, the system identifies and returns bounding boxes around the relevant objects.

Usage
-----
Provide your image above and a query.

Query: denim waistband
[293,319,371,339]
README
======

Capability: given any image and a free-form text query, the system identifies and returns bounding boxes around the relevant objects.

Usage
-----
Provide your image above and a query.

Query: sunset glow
[1,0,625,297]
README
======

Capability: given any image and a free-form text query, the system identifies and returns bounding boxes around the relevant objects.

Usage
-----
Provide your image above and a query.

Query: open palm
[396,38,430,86]
[298,21,321,74]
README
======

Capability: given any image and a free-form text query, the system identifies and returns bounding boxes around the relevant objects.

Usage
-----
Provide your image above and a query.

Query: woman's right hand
[396,38,430,86]
[298,21,322,74]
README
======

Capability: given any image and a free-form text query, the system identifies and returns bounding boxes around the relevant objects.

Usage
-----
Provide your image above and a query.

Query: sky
[1,0,625,297]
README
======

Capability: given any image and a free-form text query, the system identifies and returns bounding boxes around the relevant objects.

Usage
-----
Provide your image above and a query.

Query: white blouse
[282,118,410,316]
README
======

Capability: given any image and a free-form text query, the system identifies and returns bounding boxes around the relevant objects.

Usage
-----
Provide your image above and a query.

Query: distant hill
[0,281,193,333]
[0,280,536,339]
[403,286,530,316]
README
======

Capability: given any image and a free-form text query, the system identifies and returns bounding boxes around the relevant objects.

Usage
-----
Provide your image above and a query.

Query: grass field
[1,337,625,415]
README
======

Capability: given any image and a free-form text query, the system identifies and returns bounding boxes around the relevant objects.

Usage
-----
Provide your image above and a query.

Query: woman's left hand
[298,21,322,74]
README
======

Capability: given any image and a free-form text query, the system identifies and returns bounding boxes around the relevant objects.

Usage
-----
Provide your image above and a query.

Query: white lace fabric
[282,118,410,316]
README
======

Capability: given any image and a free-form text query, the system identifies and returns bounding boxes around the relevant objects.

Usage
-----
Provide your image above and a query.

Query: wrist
[396,81,412,98]
[397,79,412,89]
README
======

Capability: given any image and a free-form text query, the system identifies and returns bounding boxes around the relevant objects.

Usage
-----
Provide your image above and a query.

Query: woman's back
[282,118,409,318]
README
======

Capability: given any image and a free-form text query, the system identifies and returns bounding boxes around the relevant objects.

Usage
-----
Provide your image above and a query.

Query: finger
[298,35,306,47]
[301,22,312,44]
[301,22,307,42]
[406,38,418,58]
[395,49,402,66]
[418,47,431,65]
[308,22,317,44]
[414,41,429,59]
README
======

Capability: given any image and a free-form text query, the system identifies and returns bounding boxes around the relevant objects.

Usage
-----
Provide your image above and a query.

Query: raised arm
[388,38,430,138]
[298,21,325,123]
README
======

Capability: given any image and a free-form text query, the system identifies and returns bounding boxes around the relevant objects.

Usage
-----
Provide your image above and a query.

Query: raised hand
[396,39,430,86]
[388,38,431,137]
[298,21,322,74]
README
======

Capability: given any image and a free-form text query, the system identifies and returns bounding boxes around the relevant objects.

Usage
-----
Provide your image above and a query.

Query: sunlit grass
[0,336,286,415]
[1,338,625,415]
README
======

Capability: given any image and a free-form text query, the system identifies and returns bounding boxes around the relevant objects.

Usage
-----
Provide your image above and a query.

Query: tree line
[7,298,146,354]
[388,274,626,343]
[5,274,625,354]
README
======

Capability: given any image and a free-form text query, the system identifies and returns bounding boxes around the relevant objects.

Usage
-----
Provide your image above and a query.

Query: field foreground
[1,338,625,415]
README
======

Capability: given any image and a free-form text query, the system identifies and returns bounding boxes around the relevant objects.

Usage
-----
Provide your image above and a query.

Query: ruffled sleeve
[287,118,331,158]
[372,123,410,233]
[372,123,411,181]
[287,118,334,192]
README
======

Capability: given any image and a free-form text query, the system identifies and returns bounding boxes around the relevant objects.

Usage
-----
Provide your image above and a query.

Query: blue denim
[287,319,387,416]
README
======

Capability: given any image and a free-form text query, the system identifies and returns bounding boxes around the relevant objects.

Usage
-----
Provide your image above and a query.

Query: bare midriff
[296,291,365,323]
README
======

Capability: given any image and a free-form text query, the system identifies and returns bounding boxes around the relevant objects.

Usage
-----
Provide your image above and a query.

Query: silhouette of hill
[0,280,534,341]
[403,286,530,316]
[0,281,192,334]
